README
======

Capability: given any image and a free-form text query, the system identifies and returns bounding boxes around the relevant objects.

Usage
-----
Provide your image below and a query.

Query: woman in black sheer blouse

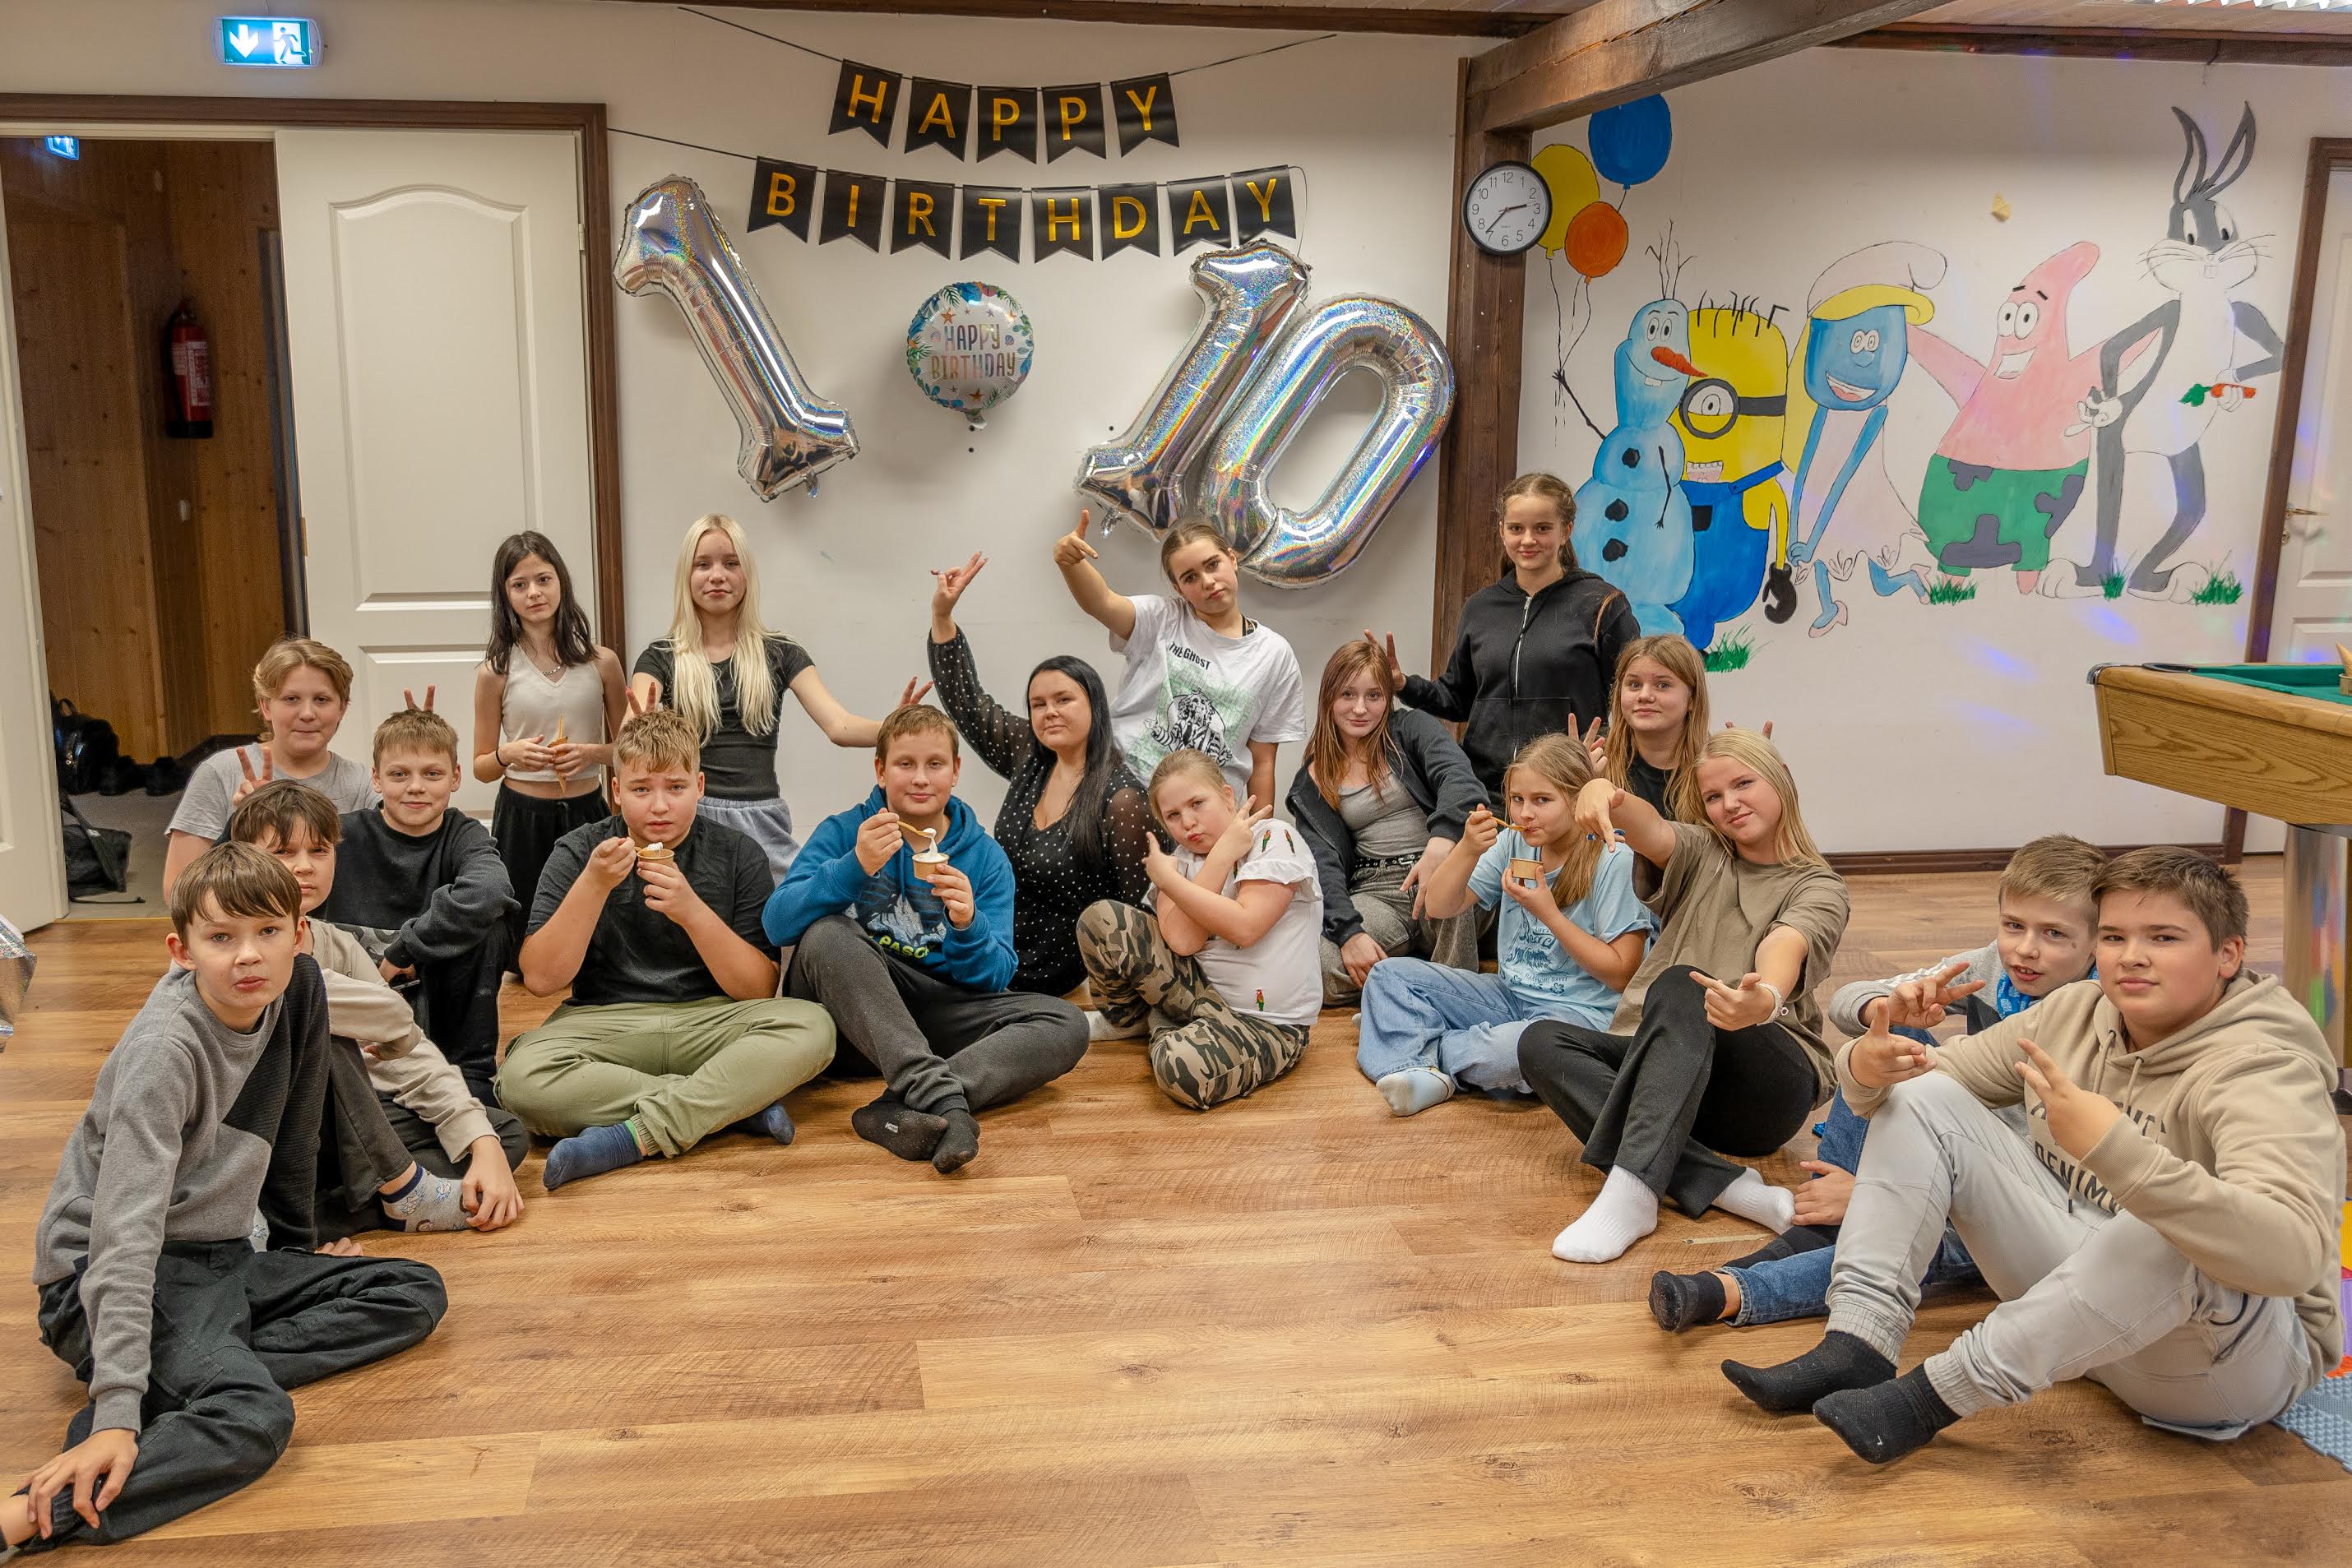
[926,551,1155,996]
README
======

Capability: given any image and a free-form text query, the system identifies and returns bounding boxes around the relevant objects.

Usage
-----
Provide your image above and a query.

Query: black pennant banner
[825,60,1182,163]
[1230,166,1297,243]
[892,178,956,257]
[904,79,971,160]
[1165,176,1232,252]
[975,86,1037,164]
[1042,83,1107,163]
[1030,187,1095,260]
[959,184,1022,261]
[1100,183,1160,258]
[746,162,1300,263]
[819,169,887,251]
[829,61,900,148]
[1111,74,1178,155]
[748,157,816,240]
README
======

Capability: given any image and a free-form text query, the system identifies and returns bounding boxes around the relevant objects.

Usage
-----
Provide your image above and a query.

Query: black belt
[1352,850,1423,874]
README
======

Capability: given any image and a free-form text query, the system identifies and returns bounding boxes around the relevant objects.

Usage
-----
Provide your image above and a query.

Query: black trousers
[25,1239,443,1550]
[1516,964,1821,1217]
[380,1093,528,1182]
[491,783,607,967]
[314,1043,420,1241]
[785,914,1086,1117]
[409,937,508,1093]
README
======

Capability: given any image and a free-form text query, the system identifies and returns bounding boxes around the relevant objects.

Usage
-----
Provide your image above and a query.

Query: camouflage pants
[1076,899,1311,1111]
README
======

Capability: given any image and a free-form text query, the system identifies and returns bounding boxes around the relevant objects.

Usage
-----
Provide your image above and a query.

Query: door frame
[0,93,627,650]
[2228,136,2352,861]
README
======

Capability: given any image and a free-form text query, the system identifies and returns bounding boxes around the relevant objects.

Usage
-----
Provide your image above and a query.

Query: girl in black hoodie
[1372,474,1637,811]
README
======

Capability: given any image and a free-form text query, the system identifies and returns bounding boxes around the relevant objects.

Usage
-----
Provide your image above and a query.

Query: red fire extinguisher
[164,302,212,439]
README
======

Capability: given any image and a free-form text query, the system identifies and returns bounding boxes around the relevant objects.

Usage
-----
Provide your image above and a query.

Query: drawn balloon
[905,281,1035,430]
[1563,201,1629,279]
[1197,294,1456,586]
[1076,239,1309,540]
[1531,144,1600,257]
[1590,94,1673,188]
[613,174,858,500]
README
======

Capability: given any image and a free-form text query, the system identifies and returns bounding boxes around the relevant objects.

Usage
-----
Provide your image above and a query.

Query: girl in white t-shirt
[1053,511,1306,811]
[1076,749,1323,1110]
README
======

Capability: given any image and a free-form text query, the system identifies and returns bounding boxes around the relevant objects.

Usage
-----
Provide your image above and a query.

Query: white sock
[1712,1167,1795,1233]
[1550,1166,1660,1264]
[1376,1068,1455,1117]
[1086,1009,1144,1043]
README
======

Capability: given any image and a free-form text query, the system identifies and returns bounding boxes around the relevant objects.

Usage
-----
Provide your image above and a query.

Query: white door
[2249,168,2352,854]
[0,184,67,931]
[275,129,593,815]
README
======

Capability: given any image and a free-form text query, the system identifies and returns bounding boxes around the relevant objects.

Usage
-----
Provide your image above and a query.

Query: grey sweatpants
[26,1239,444,1549]
[1318,859,1480,1006]
[786,914,1087,1116]
[1827,1072,2313,1437]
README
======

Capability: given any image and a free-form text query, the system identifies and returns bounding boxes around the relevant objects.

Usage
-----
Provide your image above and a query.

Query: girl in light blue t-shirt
[1357,734,1653,1116]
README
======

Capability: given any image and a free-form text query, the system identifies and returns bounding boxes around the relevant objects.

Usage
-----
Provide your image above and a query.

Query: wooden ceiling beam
[594,0,1549,39]
[1841,23,2352,67]
[1469,0,1949,134]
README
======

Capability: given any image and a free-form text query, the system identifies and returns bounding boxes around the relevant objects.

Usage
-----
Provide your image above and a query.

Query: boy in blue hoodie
[766,705,1086,1174]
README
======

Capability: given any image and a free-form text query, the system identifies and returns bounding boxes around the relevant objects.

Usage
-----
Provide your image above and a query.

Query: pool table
[2090,661,2352,1089]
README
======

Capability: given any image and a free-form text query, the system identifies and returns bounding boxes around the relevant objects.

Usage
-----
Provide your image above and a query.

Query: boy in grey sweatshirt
[4,845,445,1556]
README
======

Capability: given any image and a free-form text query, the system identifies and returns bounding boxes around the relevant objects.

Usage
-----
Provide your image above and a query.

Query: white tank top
[501,658,606,784]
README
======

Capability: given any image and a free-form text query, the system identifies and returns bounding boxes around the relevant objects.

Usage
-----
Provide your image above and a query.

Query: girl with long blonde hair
[1516,728,1847,1265]
[1287,639,1488,1005]
[1354,732,1655,1118]
[1598,634,1711,823]
[629,514,928,877]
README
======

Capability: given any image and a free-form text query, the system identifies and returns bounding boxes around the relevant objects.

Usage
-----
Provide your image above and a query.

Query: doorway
[0,99,621,933]
[1,133,299,916]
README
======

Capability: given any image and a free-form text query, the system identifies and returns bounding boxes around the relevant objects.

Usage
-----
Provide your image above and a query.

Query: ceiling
[605,0,2352,41]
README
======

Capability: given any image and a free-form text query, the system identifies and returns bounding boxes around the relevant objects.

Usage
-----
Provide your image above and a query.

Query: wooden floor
[4,862,2346,1566]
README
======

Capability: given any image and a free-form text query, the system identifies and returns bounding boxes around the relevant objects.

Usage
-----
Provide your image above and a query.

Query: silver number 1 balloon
[1075,238,1308,540]
[1200,295,1456,586]
[614,175,858,500]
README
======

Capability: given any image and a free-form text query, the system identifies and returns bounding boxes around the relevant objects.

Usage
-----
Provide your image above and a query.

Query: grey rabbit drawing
[2073,103,2283,596]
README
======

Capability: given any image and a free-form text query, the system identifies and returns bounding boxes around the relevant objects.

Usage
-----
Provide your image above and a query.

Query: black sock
[1814,1366,1960,1464]
[1721,1330,1896,1414]
[851,1094,947,1162]
[930,1109,980,1174]
[1725,1234,1799,1270]
[1783,1223,1839,1255]
[1647,1270,1729,1333]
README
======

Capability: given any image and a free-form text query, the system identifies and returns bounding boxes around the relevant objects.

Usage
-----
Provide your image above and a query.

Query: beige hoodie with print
[1837,972,2345,1389]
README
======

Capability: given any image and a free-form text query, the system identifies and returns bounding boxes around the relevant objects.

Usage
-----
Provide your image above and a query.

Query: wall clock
[1462,160,1550,257]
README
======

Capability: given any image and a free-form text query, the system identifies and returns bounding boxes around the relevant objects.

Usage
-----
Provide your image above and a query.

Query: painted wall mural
[1537,95,2284,672]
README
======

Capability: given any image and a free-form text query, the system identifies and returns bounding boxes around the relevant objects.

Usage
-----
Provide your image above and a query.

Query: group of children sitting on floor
[7,477,2343,1556]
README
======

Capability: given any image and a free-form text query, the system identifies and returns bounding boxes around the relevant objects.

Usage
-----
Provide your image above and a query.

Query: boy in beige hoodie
[1721,847,2344,1461]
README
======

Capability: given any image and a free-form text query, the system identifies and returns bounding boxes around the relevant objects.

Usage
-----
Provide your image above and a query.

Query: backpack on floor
[51,698,120,797]
[61,798,131,899]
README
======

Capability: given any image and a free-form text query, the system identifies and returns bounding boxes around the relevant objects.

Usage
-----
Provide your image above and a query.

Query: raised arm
[1417,804,1501,919]
[386,820,515,967]
[518,838,632,995]
[789,666,933,750]
[1574,776,1676,868]
[925,553,1032,779]
[1399,622,1476,721]
[1054,507,1137,642]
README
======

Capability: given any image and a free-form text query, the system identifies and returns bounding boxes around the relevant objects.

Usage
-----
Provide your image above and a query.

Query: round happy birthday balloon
[905,281,1035,428]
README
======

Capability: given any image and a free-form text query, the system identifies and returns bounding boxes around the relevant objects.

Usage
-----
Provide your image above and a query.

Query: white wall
[0,0,1471,826]
[1517,49,2345,853]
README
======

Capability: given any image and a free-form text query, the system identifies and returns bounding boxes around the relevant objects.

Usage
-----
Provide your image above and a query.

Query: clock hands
[1484,202,1528,238]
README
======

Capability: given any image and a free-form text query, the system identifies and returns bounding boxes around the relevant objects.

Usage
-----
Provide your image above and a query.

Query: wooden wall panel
[4,209,169,760]
[163,141,285,742]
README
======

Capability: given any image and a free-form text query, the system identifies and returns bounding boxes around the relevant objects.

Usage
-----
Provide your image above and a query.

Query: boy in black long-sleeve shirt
[5,844,445,1556]
[316,708,514,1099]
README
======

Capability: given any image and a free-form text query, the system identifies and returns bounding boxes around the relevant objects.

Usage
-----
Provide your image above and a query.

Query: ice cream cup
[912,850,950,883]
[1507,855,1545,887]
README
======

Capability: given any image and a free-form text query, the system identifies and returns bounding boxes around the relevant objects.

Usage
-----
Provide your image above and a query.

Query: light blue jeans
[1357,959,1613,1094]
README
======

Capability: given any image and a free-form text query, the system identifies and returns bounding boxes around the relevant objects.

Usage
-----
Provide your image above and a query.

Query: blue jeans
[1357,959,1612,1094]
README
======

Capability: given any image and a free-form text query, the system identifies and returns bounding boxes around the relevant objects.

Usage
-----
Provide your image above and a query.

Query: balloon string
[676,5,1339,82]
[613,126,758,164]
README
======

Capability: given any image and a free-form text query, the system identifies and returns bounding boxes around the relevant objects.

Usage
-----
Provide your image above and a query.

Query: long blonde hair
[1602,635,1710,823]
[1697,728,1826,868]
[664,514,780,742]
[1507,733,1603,909]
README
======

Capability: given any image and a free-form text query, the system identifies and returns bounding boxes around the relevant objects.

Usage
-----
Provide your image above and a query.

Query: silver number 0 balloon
[615,175,858,500]
[1075,239,1307,540]
[1199,295,1456,586]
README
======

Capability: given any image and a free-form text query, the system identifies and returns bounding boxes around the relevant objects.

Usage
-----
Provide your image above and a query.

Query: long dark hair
[1018,654,1125,869]
[485,531,595,675]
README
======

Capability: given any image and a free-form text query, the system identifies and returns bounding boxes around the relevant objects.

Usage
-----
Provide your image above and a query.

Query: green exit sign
[217,16,319,68]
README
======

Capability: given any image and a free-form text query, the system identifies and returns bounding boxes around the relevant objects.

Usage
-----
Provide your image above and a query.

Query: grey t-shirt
[169,745,378,842]
[529,815,779,1006]
[1337,779,1428,860]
